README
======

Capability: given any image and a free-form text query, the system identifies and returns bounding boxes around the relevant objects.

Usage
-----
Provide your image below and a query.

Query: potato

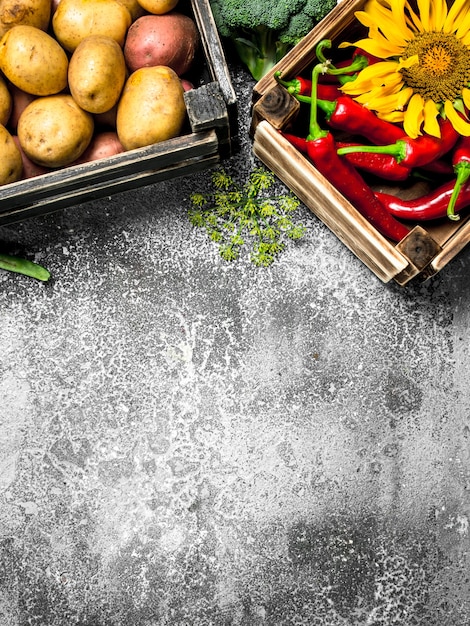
[12,135,50,178]
[72,131,124,164]
[116,65,186,150]
[0,25,68,95]
[18,94,94,167]
[0,74,11,125]
[116,0,145,21]
[52,0,132,52]
[7,84,36,131]
[0,123,22,184]
[0,0,51,39]
[93,104,118,129]
[135,0,178,14]
[68,36,127,114]
[124,13,199,75]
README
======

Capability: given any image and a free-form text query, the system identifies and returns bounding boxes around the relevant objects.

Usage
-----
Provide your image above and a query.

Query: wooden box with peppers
[251,0,470,285]
[0,0,236,226]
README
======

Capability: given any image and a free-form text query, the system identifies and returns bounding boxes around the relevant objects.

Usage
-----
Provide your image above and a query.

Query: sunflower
[339,0,470,138]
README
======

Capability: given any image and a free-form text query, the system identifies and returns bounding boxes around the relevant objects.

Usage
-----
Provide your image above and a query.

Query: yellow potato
[0,0,51,39]
[115,0,145,20]
[52,0,132,52]
[68,36,127,114]
[0,74,12,125]
[136,0,178,14]
[0,123,22,184]
[0,25,68,95]
[116,65,186,151]
[18,94,94,167]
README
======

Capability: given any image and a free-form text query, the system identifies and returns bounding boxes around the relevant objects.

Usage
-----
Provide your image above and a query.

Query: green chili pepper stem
[307,64,329,141]
[315,38,368,75]
[446,162,470,221]
[326,55,369,76]
[273,71,299,92]
[337,141,407,163]
[298,95,338,121]
[0,253,51,281]
[315,39,332,63]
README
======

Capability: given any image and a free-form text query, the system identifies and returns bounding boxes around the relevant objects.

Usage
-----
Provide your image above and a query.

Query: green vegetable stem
[209,0,338,81]
[188,167,307,266]
[0,253,51,281]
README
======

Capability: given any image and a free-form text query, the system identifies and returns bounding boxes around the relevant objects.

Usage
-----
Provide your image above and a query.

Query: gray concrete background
[1,62,470,625]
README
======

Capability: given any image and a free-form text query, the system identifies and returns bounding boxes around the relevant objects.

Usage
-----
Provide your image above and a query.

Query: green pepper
[0,253,50,281]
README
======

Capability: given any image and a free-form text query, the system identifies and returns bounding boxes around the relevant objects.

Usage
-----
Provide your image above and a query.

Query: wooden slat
[190,0,236,107]
[427,218,470,275]
[253,121,411,283]
[0,151,221,225]
[0,130,220,224]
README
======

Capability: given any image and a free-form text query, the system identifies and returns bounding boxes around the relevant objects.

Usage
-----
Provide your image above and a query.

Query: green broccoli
[209,0,338,81]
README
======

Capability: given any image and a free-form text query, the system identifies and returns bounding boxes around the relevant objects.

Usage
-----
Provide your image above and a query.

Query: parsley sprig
[188,167,306,266]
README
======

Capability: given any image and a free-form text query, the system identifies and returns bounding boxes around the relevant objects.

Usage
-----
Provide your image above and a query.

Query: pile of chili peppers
[274,40,470,242]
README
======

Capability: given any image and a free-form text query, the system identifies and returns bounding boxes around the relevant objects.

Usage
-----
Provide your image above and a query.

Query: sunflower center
[400,31,470,102]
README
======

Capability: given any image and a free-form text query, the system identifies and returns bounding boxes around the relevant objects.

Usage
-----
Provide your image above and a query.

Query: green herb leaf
[188,166,307,266]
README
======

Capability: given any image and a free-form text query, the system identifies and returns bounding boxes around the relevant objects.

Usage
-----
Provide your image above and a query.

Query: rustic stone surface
[1,64,470,625]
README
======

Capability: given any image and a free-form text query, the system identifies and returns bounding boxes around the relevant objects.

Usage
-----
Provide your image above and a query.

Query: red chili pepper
[274,72,342,100]
[445,136,470,220]
[420,159,454,176]
[303,63,410,243]
[280,131,412,182]
[279,130,310,153]
[375,179,470,222]
[337,142,411,181]
[307,95,406,145]
[337,118,459,169]
[281,130,452,180]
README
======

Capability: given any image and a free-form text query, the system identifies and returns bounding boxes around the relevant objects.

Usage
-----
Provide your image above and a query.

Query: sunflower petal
[444,100,470,136]
[416,0,431,31]
[462,88,470,110]
[403,93,425,138]
[340,61,401,95]
[390,0,415,39]
[397,54,419,70]
[428,0,448,31]
[422,99,441,137]
[444,0,470,33]
[404,1,424,32]
[457,11,470,41]
[377,110,405,123]
[366,92,407,112]
[364,0,410,46]
[396,87,414,110]
[338,35,403,58]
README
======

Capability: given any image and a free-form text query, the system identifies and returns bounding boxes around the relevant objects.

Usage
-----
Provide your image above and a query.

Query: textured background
[1,62,470,625]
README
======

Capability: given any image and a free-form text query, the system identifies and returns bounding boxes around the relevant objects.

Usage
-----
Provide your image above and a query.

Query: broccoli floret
[209,0,338,81]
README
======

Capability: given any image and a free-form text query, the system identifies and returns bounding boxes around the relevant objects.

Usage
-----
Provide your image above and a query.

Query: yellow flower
[339,0,470,138]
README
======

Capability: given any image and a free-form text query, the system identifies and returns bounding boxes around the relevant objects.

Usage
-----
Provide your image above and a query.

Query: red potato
[93,105,118,130]
[123,13,199,75]
[12,136,51,178]
[72,131,124,164]
[180,78,193,92]
[8,85,37,131]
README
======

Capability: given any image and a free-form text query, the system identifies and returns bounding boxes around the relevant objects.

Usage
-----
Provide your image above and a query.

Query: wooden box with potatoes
[0,0,236,225]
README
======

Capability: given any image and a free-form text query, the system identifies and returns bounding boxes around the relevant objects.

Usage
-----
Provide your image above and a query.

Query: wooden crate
[0,0,237,226]
[251,0,470,285]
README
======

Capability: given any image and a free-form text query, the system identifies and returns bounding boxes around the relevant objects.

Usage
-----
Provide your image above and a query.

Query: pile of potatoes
[0,0,200,185]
